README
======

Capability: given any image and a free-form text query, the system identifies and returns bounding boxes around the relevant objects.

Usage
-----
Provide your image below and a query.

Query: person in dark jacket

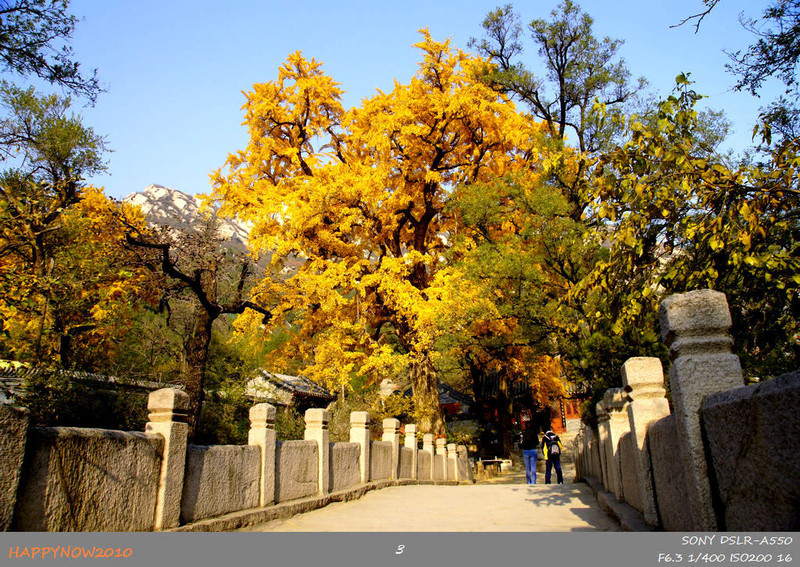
[519,425,539,484]
[541,429,563,484]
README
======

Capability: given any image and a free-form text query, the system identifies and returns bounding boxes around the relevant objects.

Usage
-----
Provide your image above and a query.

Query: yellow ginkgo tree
[210,31,557,434]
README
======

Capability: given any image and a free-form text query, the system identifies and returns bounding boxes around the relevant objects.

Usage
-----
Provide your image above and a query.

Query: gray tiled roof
[402,380,473,407]
[0,365,182,404]
[255,370,335,400]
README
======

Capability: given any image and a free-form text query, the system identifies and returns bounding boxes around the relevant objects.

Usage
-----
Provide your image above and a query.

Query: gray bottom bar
[1,532,797,567]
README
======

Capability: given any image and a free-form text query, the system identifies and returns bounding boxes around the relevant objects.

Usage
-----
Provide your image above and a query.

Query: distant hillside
[123,184,250,249]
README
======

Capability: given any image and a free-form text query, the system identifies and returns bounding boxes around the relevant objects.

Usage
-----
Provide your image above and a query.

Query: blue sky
[65,0,781,200]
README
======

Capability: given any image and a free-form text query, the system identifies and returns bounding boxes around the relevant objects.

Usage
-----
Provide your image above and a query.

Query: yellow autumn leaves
[209,30,565,407]
[0,186,157,365]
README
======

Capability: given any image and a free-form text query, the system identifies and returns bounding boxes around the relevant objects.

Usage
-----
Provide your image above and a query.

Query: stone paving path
[240,462,620,532]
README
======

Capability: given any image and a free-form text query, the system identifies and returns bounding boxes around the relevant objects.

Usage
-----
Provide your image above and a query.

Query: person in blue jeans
[519,425,539,484]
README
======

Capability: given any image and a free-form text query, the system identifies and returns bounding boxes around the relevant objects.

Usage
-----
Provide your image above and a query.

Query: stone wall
[572,290,800,531]
[648,415,693,531]
[456,450,471,482]
[275,440,318,503]
[399,446,414,479]
[13,427,162,531]
[618,433,642,514]
[0,405,28,531]
[702,370,800,531]
[435,457,446,479]
[1,394,473,531]
[330,442,360,492]
[417,450,432,481]
[181,445,260,523]
[370,441,392,481]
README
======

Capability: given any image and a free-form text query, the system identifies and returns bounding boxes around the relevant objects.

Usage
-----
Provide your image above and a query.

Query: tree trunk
[409,353,445,435]
[467,355,491,428]
[497,371,515,458]
[58,332,73,370]
[52,308,75,370]
[182,306,214,439]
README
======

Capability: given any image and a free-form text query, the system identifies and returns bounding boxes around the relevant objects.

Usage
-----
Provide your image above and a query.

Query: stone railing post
[1,404,29,531]
[622,357,670,527]
[404,424,418,480]
[349,411,371,483]
[578,424,593,480]
[581,427,591,480]
[423,433,435,480]
[572,426,584,480]
[435,437,447,481]
[595,401,611,491]
[456,445,471,482]
[382,418,400,480]
[447,443,458,481]
[588,427,602,480]
[304,408,330,494]
[604,387,630,501]
[145,388,189,530]
[660,289,744,531]
[248,403,276,507]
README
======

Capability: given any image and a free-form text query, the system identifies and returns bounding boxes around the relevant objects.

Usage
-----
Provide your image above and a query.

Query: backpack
[547,434,561,456]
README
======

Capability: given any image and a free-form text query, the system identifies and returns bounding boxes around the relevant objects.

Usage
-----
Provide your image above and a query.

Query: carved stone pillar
[596,401,611,491]
[146,388,189,530]
[304,408,330,494]
[422,433,435,480]
[349,411,371,483]
[660,289,744,531]
[622,357,670,526]
[573,425,585,480]
[382,418,400,480]
[248,403,276,506]
[447,443,458,481]
[404,424,418,480]
[435,437,447,481]
[604,387,629,501]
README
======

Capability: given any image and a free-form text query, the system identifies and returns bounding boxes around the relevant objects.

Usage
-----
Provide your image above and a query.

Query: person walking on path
[519,425,539,484]
[542,429,563,484]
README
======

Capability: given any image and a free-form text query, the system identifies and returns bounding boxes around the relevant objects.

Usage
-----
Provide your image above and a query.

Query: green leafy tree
[679,1,800,146]
[15,367,148,430]
[0,0,101,102]
[470,1,646,158]
[108,306,183,384]
[463,1,652,431]
[274,406,305,440]
[0,0,105,293]
[440,172,597,453]
[726,0,800,95]
[578,78,799,384]
[0,81,106,270]
[729,1,800,149]
[0,85,148,370]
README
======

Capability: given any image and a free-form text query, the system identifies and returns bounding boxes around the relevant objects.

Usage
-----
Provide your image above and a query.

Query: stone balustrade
[1,396,473,531]
[4,290,794,532]
[572,289,800,531]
